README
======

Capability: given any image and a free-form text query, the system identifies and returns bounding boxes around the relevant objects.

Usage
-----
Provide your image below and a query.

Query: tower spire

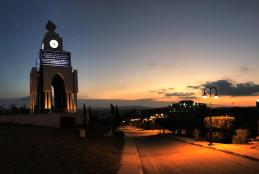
[46,20,56,32]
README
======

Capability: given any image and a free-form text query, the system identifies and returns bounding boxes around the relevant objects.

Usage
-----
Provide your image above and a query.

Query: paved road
[122,126,259,174]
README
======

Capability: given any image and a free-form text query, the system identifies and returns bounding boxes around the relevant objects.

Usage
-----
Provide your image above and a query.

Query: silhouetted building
[141,100,207,118]
[140,100,208,130]
[168,100,207,113]
[30,21,78,113]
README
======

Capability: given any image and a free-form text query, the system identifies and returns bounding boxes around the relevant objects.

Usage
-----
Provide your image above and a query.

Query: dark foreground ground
[0,123,123,174]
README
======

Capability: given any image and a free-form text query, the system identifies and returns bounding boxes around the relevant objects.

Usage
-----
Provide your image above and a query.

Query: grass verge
[0,123,124,174]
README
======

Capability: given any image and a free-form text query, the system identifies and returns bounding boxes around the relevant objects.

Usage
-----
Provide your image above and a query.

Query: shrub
[174,130,178,134]
[174,129,181,135]
[181,129,187,135]
[207,131,233,143]
[204,115,235,130]
[232,129,249,144]
[193,129,201,139]
[204,115,235,143]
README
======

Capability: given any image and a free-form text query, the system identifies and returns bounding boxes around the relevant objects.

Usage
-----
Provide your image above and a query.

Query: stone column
[48,92,51,109]
[30,94,35,113]
[44,91,48,109]
[33,94,36,112]
[74,94,77,112]
[66,92,70,112]
[70,93,73,112]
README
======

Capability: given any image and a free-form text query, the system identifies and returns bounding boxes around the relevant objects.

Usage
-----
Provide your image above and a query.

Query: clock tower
[30,21,78,113]
[42,21,63,51]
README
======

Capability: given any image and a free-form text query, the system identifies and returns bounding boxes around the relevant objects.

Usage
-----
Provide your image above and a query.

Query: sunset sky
[1,0,259,107]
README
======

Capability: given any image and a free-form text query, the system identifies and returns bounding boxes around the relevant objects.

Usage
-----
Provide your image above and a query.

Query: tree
[115,105,120,126]
[110,104,115,117]
[88,106,92,122]
[9,104,18,114]
[83,104,87,125]
[110,104,116,134]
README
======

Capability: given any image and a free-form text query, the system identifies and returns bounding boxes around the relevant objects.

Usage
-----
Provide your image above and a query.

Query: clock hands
[49,40,59,48]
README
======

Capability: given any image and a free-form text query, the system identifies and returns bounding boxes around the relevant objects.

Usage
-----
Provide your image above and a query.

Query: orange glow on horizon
[78,79,259,107]
[77,91,258,107]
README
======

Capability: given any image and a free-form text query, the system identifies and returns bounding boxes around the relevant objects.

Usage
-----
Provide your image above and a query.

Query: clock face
[49,39,59,48]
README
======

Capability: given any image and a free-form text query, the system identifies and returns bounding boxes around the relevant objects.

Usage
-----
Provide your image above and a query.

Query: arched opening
[51,74,66,112]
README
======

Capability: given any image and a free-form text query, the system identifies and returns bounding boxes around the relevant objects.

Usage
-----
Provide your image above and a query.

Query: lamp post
[202,86,219,146]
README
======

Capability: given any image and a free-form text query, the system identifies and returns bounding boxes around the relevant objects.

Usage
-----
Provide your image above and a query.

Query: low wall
[0,112,84,128]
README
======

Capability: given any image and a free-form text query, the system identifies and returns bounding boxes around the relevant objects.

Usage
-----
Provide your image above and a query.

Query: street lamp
[202,86,219,146]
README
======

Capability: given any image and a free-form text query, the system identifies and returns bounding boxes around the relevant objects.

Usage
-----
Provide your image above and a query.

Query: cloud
[150,87,196,100]
[133,98,155,102]
[165,92,195,97]
[201,80,259,96]
[150,87,197,100]
[164,92,197,100]
[239,66,250,72]
[187,85,201,89]
[79,95,88,98]
[149,88,171,95]
[147,62,157,67]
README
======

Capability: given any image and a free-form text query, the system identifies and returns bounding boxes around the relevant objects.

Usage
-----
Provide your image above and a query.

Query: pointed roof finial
[46,20,56,32]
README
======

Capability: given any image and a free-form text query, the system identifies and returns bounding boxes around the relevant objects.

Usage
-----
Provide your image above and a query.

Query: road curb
[134,139,144,174]
[172,137,259,162]
[117,136,144,174]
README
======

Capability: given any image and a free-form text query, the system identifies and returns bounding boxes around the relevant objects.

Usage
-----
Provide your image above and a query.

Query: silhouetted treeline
[0,104,29,115]
[134,105,258,139]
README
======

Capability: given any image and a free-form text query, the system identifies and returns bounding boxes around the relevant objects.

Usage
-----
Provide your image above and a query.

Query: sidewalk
[171,135,259,162]
[117,126,163,174]
[117,137,143,174]
[117,126,259,174]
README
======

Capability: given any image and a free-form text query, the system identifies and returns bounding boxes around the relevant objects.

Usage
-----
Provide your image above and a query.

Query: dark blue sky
[1,0,259,106]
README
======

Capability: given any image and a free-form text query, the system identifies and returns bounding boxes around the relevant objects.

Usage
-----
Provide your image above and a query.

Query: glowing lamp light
[202,90,208,99]
[214,90,219,99]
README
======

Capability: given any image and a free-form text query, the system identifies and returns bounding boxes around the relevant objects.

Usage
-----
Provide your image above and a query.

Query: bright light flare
[202,95,208,99]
